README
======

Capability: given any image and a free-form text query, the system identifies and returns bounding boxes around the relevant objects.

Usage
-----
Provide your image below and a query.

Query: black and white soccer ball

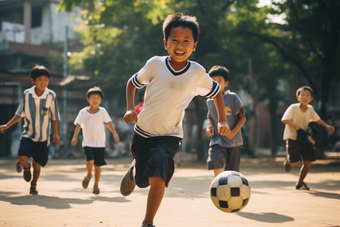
[210,171,251,213]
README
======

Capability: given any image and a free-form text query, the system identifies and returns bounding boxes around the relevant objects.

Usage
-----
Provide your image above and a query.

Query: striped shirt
[129,56,220,139]
[16,86,60,145]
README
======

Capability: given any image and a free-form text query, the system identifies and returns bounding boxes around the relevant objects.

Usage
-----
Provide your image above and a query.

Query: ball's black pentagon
[230,187,240,196]
[211,187,217,197]
[219,177,228,185]
[231,172,240,176]
[241,177,249,186]
[231,209,240,213]
[219,200,228,208]
[242,198,249,207]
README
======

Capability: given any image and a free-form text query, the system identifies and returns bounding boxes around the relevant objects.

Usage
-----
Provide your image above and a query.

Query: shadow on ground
[237,212,294,223]
[0,191,130,209]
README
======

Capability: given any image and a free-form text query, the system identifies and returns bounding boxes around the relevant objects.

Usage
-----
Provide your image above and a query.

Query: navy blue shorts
[18,137,49,167]
[83,147,107,166]
[130,132,181,188]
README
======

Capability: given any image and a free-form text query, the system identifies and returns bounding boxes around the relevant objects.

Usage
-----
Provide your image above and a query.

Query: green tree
[241,0,340,157]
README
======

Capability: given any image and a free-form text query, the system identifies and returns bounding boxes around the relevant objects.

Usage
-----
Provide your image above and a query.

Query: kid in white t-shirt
[281,86,334,190]
[71,86,120,194]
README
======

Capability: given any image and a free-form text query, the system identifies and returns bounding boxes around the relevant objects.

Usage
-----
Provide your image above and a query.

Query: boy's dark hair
[86,86,103,99]
[162,13,199,42]
[29,65,50,80]
[208,65,229,82]
[296,86,313,97]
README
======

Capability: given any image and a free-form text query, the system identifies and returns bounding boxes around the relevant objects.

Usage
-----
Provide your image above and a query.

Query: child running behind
[71,86,120,194]
[0,65,60,194]
[206,65,246,176]
[282,86,334,190]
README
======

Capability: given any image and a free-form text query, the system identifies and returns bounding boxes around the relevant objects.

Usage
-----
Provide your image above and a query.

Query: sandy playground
[0,156,339,227]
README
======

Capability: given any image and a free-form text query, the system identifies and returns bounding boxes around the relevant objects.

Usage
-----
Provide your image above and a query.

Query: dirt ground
[0,155,339,227]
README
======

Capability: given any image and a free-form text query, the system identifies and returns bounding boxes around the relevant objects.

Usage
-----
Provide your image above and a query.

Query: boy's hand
[326,125,335,134]
[71,137,77,146]
[206,126,214,137]
[53,134,60,144]
[113,133,120,142]
[218,122,230,136]
[226,129,236,140]
[124,110,138,124]
[0,124,8,134]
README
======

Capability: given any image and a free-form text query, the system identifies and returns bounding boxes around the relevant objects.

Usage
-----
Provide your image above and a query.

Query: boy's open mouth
[175,51,185,56]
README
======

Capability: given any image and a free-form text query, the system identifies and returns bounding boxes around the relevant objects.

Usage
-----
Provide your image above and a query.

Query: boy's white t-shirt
[74,107,112,147]
[281,103,320,140]
[129,56,220,139]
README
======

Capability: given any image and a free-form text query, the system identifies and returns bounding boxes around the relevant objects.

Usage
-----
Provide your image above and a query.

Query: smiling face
[163,26,197,71]
[297,89,313,106]
[87,93,102,109]
[31,75,49,96]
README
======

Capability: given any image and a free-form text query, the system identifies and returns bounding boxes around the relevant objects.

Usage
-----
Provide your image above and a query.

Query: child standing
[121,13,230,227]
[71,86,120,194]
[282,86,334,190]
[0,65,60,194]
[206,66,246,176]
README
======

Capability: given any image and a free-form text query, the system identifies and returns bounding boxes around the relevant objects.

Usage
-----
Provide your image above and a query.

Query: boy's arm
[206,118,214,137]
[71,124,81,146]
[315,119,335,134]
[0,115,22,134]
[226,107,246,139]
[212,92,230,136]
[123,81,138,124]
[106,122,120,142]
[282,120,300,131]
[52,120,60,143]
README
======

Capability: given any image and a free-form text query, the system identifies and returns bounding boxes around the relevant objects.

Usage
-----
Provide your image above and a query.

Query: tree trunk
[268,101,278,155]
[248,57,257,157]
[315,11,340,158]
[193,97,206,162]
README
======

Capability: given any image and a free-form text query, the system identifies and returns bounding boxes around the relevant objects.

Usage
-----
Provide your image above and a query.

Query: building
[0,0,104,157]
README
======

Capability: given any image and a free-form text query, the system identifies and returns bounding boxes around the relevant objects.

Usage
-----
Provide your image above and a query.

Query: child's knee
[149,176,165,186]
[290,161,301,166]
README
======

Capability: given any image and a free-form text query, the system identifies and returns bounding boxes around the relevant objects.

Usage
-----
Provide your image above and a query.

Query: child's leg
[142,176,165,226]
[86,160,94,178]
[213,168,223,176]
[94,165,101,187]
[18,156,30,169]
[31,159,41,185]
[297,160,312,184]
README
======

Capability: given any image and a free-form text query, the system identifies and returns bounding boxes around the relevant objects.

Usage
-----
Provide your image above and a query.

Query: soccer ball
[210,171,251,213]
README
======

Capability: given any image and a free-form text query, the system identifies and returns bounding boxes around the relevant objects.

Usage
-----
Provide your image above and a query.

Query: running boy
[206,65,246,176]
[71,86,120,194]
[0,65,60,194]
[121,13,229,227]
[282,86,334,190]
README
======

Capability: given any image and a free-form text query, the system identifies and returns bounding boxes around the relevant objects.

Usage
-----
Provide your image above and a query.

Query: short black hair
[208,65,229,82]
[296,86,313,97]
[29,65,50,80]
[162,13,199,42]
[86,86,103,99]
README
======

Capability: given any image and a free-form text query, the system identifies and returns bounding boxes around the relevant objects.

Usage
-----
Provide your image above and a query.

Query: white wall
[30,3,81,45]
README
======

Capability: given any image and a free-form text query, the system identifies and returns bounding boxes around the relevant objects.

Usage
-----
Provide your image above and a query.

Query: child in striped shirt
[0,65,60,194]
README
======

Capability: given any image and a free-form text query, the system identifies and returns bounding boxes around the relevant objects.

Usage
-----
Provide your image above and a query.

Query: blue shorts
[207,145,241,172]
[130,132,181,188]
[18,137,49,167]
[83,147,107,166]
